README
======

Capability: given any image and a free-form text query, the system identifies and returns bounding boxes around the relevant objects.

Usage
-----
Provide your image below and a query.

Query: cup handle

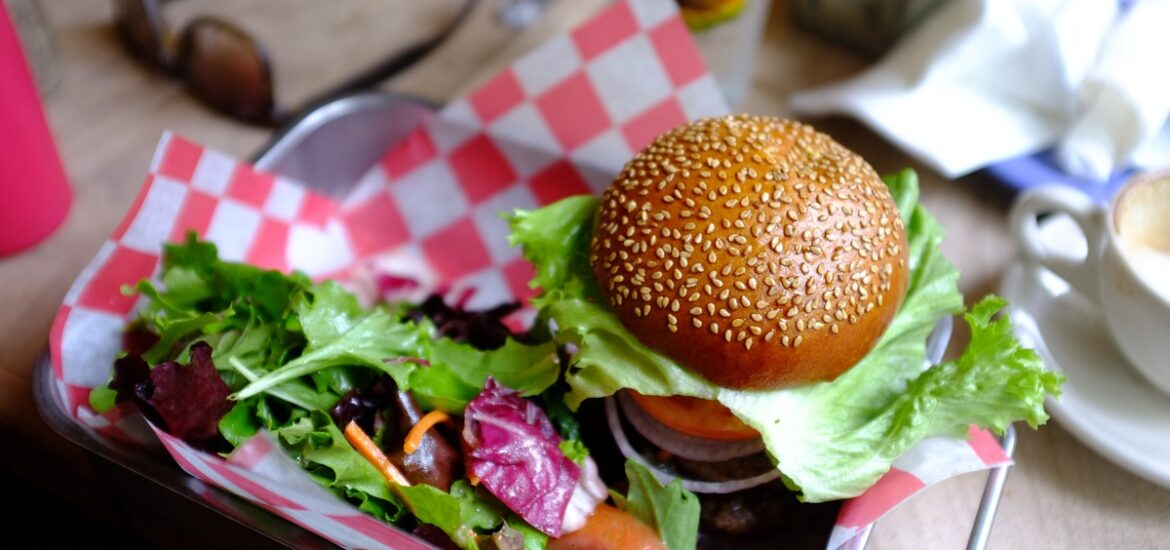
[1009,186,1106,305]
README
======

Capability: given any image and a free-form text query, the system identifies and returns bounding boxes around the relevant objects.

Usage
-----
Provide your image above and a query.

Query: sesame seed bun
[589,115,909,389]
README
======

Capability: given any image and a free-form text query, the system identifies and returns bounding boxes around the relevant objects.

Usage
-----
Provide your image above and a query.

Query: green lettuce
[612,460,700,550]
[508,169,1063,502]
[231,281,560,414]
[277,412,406,523]
[397,481,504,550]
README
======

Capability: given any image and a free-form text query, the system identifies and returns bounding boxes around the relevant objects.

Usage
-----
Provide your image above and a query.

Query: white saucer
[999,214,1170,489]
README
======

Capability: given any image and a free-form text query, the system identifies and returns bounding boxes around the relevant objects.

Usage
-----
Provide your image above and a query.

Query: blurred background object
[5,0,59,94]
[0,0,71,257]
[112,0,478,127]
[496,0,549,29]
[789,0,950,58]
[789,0,1170,203]
[681,0,773,108]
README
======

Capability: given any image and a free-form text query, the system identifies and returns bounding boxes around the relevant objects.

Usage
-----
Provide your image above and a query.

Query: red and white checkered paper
[47,0,1009,548]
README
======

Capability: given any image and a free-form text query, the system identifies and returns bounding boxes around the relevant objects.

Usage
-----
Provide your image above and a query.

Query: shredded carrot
[404,410,451,454]
[344,421,411,487]
[467,472,480,486]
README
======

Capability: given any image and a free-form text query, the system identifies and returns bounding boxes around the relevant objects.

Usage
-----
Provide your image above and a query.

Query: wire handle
[967,424,1017,550]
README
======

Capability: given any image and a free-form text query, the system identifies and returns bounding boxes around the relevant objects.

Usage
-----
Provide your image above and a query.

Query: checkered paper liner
[46,0,1010,548]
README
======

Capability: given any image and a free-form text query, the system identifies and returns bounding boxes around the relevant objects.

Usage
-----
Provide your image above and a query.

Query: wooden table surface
[4,0,1168,548]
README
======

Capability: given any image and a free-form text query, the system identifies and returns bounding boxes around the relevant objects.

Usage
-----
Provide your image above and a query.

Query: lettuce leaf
[232,282,560,411]
[276,412,406,523]
[409,337,560,414]
[108,342,234,445]
[133,233,311,366]
[613,460,700,550]
[397,481,503,550]
[508,169,1063,502]
[507,195,601,310]
[498,517,549,550]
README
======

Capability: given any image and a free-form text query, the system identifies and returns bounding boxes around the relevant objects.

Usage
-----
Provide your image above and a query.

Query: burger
[508,115,1061,537]
[590,115,907,390]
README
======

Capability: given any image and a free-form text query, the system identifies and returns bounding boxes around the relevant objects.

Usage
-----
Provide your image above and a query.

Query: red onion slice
[616,391,764,461]
[605,396,780,494]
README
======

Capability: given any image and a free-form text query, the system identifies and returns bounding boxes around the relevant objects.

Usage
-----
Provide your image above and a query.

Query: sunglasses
[114,0,477,127]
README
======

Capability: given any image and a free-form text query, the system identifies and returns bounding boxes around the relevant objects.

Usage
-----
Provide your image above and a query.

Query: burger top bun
[589,116,909,390]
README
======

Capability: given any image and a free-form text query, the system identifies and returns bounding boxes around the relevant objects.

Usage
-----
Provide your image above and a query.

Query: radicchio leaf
[109,342,233,445]
[461,378,580,537]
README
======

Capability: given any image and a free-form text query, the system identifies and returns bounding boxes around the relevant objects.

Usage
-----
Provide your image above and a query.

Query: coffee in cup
[1114,178,1170,302]
[1010,169,1170,395]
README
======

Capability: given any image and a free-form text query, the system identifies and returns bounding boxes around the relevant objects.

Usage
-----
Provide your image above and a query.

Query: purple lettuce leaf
[110,342,234,445]
[462,377,580,537]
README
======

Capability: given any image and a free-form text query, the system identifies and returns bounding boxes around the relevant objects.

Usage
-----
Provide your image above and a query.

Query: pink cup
[0,2,70,257]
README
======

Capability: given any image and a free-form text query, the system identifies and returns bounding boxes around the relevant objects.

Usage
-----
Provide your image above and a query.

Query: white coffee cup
[1010,170,1170,395]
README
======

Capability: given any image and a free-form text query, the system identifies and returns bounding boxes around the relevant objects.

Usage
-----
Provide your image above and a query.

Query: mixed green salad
[89,169,1061,548]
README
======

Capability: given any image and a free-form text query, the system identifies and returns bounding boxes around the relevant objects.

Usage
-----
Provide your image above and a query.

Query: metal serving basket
[34,91,1015,550]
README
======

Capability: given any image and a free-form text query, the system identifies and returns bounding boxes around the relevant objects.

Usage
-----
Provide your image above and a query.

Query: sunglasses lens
[115,0,167,66]
[179,20,275,124]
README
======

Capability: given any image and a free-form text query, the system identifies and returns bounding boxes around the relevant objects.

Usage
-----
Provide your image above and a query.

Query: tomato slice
[627,392,759,441]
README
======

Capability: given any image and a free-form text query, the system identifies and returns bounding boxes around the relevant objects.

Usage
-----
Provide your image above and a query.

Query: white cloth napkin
[788,0,1170,182]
